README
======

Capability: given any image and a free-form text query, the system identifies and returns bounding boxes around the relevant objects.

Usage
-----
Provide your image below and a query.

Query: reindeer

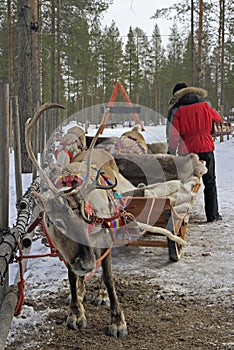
[120,124,148,154]
[95,124,148,155]
[55,125,87,167]
[25,103,128,337]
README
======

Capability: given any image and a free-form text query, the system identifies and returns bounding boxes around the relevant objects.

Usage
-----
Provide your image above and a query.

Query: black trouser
[197,151,220,221]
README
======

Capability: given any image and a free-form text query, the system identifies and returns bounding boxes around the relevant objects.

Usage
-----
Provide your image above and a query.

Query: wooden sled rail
[123,196,187,262]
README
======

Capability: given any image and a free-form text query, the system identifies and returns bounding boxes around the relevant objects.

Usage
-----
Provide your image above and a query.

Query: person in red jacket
[167,83,222,222]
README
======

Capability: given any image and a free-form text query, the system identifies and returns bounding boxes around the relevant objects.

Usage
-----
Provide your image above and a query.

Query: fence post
[0,83,10,298]
[0,83,10,349]
[12,96,23,206]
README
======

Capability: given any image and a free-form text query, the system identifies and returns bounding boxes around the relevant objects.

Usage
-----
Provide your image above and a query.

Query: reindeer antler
[25,102,65,194]
[79,107,110,197]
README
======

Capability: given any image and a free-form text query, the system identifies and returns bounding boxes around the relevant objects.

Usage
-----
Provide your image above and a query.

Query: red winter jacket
[167,87,222,155]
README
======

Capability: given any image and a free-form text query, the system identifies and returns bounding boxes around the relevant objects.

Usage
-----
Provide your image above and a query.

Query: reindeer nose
[72,256,96,276]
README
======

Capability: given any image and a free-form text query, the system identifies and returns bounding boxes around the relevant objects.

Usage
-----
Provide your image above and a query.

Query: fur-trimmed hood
[169,86,208,108]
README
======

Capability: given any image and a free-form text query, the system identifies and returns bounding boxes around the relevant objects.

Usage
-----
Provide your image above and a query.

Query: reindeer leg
[94,277,110,307]
[66,265,87,330]
[101,251,128,338]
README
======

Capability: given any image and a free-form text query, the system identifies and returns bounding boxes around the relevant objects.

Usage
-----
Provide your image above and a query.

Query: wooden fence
[0,83,39,349]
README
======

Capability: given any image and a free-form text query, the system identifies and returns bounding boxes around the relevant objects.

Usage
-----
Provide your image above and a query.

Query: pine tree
[150,24,165,114]
[101,21,124,102]
[123,27,140,103]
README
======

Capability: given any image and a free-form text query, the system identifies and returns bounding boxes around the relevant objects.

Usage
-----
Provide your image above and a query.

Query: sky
[102,0,177,46]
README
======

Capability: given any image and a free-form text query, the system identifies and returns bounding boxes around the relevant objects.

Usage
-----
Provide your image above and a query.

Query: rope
[13,208,122,313]
[14,241,25,316]
[14,212,67,316]
[134,222,186,246]
[84,244,113,282]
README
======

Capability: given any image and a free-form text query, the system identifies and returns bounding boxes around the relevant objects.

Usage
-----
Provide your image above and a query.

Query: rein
[14,190,135,316]
[14,211,66,316]
[14,165,135,316]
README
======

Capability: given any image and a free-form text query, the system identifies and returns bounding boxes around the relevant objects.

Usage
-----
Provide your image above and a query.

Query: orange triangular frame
[100,81,145,133]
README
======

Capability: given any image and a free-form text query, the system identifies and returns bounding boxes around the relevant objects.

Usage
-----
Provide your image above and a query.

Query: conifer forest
[0,0,233,120]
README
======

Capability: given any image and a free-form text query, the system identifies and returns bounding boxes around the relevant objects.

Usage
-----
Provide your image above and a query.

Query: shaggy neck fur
[169,86,207,108]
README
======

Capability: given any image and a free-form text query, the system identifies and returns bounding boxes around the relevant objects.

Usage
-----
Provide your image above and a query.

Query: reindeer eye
[55,219,66,232]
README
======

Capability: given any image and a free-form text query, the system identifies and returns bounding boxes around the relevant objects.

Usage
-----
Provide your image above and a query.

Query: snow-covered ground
[6,125,234,348]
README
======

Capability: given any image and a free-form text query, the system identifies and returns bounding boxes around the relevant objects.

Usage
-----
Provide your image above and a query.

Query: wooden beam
[0,286,18,350]
[128,240,168,248]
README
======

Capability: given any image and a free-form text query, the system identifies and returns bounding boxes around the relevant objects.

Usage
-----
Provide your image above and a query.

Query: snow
[8,125,166,282]
[6,125,234,345]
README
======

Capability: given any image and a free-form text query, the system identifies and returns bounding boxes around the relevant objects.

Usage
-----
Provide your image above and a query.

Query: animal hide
[96,125,148,155]
[114,153,207,186]
[119,153,207,216]
[147,142,168,154]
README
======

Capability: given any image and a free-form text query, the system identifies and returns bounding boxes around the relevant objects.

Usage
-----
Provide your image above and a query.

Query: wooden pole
[12,96,23,206]
[0,83,10,228]
[0,285,18,350]
[0,226,29,350]
[0,82,10,320]
[0,177,40,349]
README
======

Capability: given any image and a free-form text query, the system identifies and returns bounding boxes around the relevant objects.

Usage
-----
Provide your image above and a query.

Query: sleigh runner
[120,192,198,262]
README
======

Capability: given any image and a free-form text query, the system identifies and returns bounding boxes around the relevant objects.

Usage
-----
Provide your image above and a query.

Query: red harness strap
[54,149,73,162]
[14,191,135,315]
[14,212,67,316]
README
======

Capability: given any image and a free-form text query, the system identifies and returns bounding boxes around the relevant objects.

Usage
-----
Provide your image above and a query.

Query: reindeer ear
[31,191,44,205]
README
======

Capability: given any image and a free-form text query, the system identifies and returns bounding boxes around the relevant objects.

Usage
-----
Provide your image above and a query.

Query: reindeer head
[25,103,97,276]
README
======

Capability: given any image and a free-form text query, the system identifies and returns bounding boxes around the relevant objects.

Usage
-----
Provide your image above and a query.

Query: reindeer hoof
[66,315,78,330]
[77,316,87,329]
[66,315,87,330]
[94,289,110,307]
[107,322,128,338]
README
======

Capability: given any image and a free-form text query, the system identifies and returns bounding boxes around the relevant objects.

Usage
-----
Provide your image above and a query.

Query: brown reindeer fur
[120,124,148,154]
[26,103,128,338]
[72,149,119,185]
[147,142,168,154]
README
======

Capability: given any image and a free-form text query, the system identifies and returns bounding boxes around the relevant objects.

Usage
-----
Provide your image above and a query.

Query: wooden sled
[122,196,190,262]
[114,152,202,262]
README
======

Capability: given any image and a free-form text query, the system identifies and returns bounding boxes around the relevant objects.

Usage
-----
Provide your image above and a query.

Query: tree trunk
[220,0,225,117]
[7,0,13,97]
[18,0,33,172]
[7,1,13,150]
[56,0,61,126]
[46,0,56,141]
[31,0,40,108]
[190,0,194,85]
[51,0,56,104]
[197,0,203,87]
